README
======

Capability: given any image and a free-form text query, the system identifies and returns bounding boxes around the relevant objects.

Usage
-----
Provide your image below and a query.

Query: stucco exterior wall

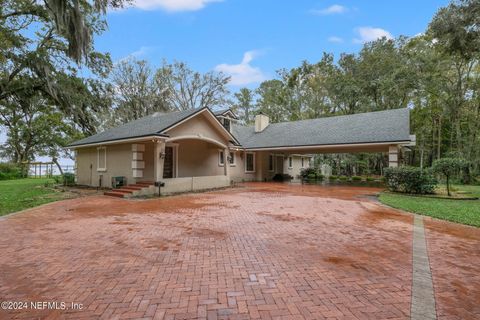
[75,143,134,187]
[166,112,229,146]
[228,151,311,182]
[177,140,225,177]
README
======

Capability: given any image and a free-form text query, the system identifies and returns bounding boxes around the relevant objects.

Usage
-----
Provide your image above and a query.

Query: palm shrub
[384,166,436,194]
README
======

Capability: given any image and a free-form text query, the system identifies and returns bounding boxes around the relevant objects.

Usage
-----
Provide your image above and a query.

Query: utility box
[112,176,126,189]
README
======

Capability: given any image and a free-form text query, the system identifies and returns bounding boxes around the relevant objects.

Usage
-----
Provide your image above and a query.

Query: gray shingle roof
[69,108,200,147]
[232,108,411,149]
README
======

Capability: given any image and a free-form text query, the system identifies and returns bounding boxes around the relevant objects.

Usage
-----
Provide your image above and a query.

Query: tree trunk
[52,157,64,175]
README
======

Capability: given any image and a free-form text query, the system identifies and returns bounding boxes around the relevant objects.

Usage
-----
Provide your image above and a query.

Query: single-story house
[68,107,414,197]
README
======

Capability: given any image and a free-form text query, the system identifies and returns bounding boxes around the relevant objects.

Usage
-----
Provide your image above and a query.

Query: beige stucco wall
[177,139,225,177]
[228,152,311,182]
[166,112,230,147]
[75,143,134,187]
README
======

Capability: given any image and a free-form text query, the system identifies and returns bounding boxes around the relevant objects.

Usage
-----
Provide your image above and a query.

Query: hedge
[384,166,436,194]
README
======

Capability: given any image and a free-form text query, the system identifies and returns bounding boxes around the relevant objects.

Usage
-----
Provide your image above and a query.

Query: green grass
[379,185,480,227]
[0,178,67,216]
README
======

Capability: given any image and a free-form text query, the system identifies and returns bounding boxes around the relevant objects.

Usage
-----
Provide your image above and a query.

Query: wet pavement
[0,182,478,319]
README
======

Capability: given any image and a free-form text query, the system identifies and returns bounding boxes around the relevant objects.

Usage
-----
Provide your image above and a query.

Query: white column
[224,148,230,177]
[388,145,399,168]
[154,140,166,181]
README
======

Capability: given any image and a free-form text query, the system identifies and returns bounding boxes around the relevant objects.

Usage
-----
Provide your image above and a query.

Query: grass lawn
[0,178,67,217]
[379,185,480,227]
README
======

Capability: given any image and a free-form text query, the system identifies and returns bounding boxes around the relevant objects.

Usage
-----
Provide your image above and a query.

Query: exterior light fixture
[159,151,166,159]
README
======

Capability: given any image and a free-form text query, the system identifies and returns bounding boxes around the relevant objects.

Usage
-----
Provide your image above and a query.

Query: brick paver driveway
[0,183,479,320]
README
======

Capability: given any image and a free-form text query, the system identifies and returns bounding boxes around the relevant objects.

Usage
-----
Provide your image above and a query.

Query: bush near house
[329,175,338,180]
[384,166,436,194]
[352,176,362,181]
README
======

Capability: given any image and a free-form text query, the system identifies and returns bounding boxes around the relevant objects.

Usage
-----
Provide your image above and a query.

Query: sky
[96,0,450,87]
[1,0,450,166]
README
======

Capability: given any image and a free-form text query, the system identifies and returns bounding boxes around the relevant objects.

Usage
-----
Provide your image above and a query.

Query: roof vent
[255,113,269,133]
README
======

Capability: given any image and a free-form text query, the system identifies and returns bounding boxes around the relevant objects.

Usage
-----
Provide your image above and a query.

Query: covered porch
[131,136,234,195]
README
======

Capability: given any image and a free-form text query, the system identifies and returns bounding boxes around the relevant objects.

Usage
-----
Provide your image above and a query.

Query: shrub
[339,175,348,181]
[432,158,467,196]
[366,176,375,182]
[0,162,24,180]
[272,174,293,182]
[352,176,362,181]
[307,173,316,180]
[329,175,338,180]
[384,166,436,194]
[317,174,324,181]
[299,167,318,179]
[62,173,75,186]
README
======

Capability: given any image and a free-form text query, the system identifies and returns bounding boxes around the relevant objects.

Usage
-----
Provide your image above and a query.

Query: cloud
[130,46,154,57]
[310,4,347,15]
[353,27,393,43]
[132,0,222,11]
[328,36,344,43]
[214,50,266,86]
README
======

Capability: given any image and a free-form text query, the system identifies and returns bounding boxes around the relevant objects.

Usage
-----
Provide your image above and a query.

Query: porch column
[224,148,230,177]
[388,145,399,168]
[154,140,166,182]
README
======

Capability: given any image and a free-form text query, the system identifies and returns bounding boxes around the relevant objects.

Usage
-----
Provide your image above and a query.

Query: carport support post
[388,145,399,168]
[154,140,166,183]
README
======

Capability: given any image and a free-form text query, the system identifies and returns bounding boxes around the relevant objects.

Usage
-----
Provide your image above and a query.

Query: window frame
[97,146,107,172]
[301,157,304,168]
[288,156,293,169]
[229,151,236,166]
[218,150,225,166]
[245,152,255,173]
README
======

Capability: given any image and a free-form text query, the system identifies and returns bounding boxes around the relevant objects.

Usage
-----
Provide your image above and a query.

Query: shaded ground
[0,182,478,319]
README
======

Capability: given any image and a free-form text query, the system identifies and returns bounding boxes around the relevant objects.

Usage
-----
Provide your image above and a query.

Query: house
[68,107,414,197]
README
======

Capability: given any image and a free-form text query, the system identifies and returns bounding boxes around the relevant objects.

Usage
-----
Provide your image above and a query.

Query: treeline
[0,0,479,179]
[230,0,480,177]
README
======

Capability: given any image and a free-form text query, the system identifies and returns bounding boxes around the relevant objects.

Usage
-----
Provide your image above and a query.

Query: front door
[163,146,174,178]
[275,156,284,174]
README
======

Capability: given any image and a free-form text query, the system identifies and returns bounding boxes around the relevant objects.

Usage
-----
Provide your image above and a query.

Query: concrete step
[114,189,134,194]
[123,186,144,191]
[104,191,125,198]
[137,181,154,186]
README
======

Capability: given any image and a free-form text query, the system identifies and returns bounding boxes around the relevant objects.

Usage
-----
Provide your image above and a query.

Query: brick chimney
[254,113,269,133]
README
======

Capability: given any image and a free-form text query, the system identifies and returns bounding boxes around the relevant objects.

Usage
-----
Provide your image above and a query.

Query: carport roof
[232,108,411,149]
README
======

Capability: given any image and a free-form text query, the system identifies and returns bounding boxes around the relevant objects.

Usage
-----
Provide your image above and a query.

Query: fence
[26,162,75,178]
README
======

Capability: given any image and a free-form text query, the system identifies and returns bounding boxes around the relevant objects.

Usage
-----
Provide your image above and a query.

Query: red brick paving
[0,183,477,319]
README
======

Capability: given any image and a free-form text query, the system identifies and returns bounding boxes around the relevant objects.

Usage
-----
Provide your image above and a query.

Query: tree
[255,80,288,122]
[154,61,230,111]
[0,93,81,173]
[432,158,465,196]
[110,58,170,125]
[233,88,255,124]
[0,0,128,133]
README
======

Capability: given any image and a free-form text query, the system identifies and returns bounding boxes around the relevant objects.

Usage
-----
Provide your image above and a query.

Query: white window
[229,151,236,166]
[288,156,293,168]
[245,152,255,172]
[268,154,274,172]
[97,147,107,172]
[218,150,225,166]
